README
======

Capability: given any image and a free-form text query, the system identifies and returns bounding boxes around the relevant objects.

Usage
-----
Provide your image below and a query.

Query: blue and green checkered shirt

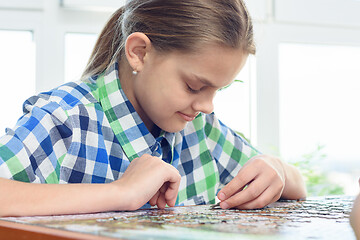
[0,63,259,206]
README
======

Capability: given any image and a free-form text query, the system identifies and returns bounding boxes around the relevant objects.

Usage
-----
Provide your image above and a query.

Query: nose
[192,93,214,114]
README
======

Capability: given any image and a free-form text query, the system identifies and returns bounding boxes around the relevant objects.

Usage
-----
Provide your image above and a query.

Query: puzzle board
[1,196,355,240]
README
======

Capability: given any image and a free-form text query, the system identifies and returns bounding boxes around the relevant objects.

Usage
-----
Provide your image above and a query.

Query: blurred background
[0,0,359,196]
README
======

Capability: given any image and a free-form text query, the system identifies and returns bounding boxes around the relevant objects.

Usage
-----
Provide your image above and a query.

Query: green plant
[219,79,243,91]
[292,145,345,196]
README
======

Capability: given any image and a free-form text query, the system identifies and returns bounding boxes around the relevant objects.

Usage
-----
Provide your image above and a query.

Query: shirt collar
[91,62,175,161]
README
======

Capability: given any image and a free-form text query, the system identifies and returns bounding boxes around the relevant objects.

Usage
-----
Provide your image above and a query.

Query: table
[0,196,356,240]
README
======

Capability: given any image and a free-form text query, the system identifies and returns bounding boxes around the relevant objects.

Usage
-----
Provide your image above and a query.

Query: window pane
[279,43,360,194]
[214,56,256,140]
[64,33,98,82]
[0,30,35,133]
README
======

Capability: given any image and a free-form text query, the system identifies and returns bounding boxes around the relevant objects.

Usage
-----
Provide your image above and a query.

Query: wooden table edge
[0,220,116,240]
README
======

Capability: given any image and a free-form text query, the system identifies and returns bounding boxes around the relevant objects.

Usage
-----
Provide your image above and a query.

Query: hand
[112,154,181,210]
[217,154,285,209]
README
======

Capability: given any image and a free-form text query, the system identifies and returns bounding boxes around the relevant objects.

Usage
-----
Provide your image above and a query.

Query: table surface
[0,196,356,240]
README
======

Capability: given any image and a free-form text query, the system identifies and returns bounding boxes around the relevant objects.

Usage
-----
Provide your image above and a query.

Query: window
[65,33,98,82]
[214,56,256,141]
[279,43,360,194]
[0,30,36,132]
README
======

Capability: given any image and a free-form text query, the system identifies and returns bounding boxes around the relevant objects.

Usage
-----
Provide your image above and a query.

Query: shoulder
[40,80,97,109]
[24,80,98,112]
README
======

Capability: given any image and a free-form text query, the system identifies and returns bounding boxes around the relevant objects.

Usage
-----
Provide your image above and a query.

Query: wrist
[107,181,138,211]
[280,161,307,200]
[266,155,286,183]
[280,160,288,183]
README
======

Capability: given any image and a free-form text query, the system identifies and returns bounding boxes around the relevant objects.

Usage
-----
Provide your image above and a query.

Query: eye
[186,83,200,93]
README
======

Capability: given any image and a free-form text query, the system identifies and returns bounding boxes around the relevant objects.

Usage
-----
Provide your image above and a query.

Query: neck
[118,61,156,135]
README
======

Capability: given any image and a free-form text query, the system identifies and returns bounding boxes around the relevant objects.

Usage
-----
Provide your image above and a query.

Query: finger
[156,192,167,209]
[149,191,160,206]
[235,185,282,210]
[220,175,269,209]
[165,180,181,207]
[163,164,181,183]
[217,165,258,202]
[165,187,179,207]
[234,177,283,209]
[163,167,181,207]
[160,182,169,194]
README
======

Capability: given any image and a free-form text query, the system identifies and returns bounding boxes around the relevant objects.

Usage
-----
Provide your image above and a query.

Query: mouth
[177,112,198,122]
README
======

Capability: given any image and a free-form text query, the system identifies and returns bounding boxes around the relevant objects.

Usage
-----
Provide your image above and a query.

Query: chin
[160,122,188,133]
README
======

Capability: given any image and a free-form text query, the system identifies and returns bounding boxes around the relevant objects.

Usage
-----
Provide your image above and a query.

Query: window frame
[0,0,43,10]
[275,0,360,27]
[60,0,125,12]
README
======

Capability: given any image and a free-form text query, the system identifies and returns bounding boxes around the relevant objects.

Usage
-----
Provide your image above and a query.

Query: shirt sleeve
[0,94,73,183]
[201,112,260,187]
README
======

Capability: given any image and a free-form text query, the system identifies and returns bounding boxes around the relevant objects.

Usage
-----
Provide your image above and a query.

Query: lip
[177,112,198,122]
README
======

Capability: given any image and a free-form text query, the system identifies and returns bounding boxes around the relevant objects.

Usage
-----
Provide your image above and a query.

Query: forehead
[172,45,248,86]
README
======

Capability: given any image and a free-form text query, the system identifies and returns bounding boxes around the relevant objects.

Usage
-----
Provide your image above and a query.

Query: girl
[0,0,306,216]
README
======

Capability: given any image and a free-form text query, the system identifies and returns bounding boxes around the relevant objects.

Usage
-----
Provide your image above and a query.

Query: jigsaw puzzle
[2,196,355,240]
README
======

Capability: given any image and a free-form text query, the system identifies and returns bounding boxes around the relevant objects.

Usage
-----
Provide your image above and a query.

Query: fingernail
[221,202,229,209]
[218,192,226,201]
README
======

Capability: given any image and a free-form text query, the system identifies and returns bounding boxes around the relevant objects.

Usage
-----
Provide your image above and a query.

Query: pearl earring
[132,70,138,75]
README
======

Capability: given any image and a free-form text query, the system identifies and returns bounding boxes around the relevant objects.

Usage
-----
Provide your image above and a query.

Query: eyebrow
[193,75,217,88]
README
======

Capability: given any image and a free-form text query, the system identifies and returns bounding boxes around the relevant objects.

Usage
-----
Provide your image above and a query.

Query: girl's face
[128,44,248,134]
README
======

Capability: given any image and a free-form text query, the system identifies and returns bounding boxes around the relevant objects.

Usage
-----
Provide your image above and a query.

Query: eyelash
[186,84,200,93]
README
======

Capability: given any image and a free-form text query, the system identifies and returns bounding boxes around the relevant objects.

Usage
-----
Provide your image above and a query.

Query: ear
[125,32,152,73]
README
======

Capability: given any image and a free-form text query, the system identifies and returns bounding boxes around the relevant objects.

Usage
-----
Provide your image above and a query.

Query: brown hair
[82,0,255,79]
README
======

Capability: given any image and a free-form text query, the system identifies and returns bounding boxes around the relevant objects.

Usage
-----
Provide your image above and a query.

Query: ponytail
[82,7,125,79]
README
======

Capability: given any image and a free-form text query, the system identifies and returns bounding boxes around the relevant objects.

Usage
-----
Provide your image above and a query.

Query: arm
[351,194,360,239]
[350,179,360,239]
[217,154,306,209]
[281,160,307,200]
[0,178,121,217]
[0,154,181,217]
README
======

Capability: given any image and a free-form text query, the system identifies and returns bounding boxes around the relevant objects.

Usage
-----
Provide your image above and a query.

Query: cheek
[164,89,191,110]
[159,82,189,105]
[136,76,191,114]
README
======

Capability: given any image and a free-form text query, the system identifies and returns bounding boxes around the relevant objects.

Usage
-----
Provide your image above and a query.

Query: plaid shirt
[0,63,259,206]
